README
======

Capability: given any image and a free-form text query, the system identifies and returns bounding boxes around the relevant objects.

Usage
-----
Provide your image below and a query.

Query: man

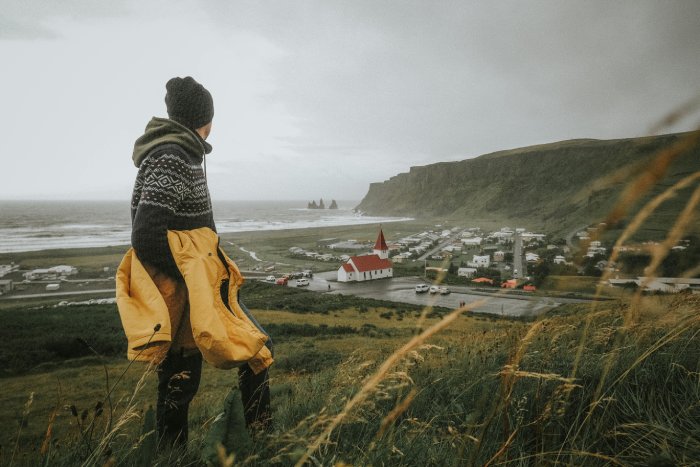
[130,76,271,447]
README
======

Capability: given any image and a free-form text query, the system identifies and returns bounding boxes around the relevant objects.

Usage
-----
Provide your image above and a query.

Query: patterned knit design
[131,146,215,278]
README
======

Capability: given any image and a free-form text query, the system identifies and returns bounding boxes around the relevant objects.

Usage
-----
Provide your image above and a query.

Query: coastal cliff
[356,132,700,234]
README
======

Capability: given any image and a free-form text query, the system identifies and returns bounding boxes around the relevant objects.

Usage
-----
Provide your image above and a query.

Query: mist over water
[0,200,412,253]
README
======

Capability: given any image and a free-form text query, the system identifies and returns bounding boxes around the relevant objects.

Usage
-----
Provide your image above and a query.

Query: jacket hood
[132,117,212,167]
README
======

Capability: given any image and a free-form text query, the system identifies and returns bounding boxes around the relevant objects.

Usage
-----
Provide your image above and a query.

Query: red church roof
[342,263,354,272]
[349,254,392,272]
[374,228,388,251]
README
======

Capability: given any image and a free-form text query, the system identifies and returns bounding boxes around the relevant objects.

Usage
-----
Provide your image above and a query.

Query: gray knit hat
[165,76,214,130]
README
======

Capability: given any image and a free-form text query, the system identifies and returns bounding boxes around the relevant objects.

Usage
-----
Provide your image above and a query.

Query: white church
[337,227,393,282]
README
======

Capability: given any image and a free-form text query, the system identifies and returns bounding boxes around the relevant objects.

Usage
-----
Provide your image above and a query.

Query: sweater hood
[132,117,212,167]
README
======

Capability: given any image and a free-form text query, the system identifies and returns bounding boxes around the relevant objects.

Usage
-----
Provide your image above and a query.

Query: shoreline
[0,216,417,255]
[0,219,429,259]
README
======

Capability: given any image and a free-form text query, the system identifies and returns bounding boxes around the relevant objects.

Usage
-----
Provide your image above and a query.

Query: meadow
[1,281,698,466]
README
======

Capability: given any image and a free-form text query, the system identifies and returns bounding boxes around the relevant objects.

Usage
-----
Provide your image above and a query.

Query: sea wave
[215,215,413,234]
[0,206,412,253]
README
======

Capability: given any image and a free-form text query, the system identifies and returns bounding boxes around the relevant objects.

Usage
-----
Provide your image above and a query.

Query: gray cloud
[202,0,700,163]
[0,1,698,200]
[1,0,130,39]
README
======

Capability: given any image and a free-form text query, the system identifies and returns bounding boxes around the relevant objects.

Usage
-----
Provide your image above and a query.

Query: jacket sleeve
[131,153,192,279]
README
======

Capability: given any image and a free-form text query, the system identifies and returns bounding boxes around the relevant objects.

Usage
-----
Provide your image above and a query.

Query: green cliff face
[356,132,700,235]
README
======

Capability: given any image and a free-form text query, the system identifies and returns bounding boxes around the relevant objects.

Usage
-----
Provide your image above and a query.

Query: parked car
[296,278,310,287]
[415,284,429,293]
[439,286,451,295]
[429,285,440,294]
[265,275,276,282]
[302,270,314,278]
[275,277,288,286]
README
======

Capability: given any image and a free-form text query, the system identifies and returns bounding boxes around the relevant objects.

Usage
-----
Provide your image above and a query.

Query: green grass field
[1,287,698,466]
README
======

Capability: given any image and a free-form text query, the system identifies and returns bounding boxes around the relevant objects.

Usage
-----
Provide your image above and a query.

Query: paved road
[2,289,116,299]
[288,272,591,317]
[8,274,593,318]
[417,229,467,261]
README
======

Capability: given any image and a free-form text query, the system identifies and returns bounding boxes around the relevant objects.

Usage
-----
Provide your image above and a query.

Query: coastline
[0,199,415,254]
[0,220,434,280]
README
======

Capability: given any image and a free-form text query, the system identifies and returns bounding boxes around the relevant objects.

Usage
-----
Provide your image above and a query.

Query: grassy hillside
[356,132,700,236]
[1,290,698,466]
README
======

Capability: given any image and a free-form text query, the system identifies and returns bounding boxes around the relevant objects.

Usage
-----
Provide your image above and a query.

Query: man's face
[197,121,213,140]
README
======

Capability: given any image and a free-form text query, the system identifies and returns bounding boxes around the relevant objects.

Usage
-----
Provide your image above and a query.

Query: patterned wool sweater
[130,117,215,278]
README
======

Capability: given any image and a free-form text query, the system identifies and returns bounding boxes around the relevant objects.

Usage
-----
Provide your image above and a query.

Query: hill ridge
[356,131,700,236]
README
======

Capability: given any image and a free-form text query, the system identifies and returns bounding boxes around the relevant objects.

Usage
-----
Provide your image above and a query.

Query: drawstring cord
[203,153,207,182]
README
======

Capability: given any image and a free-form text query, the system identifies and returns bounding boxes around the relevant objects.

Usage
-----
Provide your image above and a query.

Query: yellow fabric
[115,227,273,373]
[116,249,173,363]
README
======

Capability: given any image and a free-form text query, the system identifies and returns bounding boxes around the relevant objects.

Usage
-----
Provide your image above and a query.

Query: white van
[415,284,429,293]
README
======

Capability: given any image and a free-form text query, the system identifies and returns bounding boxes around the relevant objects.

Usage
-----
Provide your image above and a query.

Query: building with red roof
[337,227,393,282]
[373,228,389,258]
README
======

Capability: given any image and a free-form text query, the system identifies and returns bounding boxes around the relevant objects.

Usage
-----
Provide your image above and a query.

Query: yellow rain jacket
[116,227,273,374]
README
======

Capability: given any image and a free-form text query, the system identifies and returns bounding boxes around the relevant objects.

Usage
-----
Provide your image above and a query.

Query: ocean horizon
[0,200,413,254]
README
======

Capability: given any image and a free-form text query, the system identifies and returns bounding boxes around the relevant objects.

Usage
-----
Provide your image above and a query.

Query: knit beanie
[164,76,214,130]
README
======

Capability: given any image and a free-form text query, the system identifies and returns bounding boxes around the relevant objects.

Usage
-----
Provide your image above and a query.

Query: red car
[275,277,288,286]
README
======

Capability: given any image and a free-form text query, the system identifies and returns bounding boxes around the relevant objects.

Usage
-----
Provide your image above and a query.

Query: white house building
[458,267,478,278]
[467,255,490,268]
[23,265,78,281]
[337,228,393,282]
[525,252,540,263]
[462,237,483,246]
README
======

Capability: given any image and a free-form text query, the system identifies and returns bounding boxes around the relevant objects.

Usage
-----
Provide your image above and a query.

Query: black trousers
[156,337,273,445]
[156,279,274,447]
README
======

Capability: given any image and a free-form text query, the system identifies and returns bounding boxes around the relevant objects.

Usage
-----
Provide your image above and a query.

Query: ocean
[0,200,412,253]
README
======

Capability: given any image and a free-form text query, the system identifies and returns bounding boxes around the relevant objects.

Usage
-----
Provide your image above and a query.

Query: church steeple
[373,226,389,259]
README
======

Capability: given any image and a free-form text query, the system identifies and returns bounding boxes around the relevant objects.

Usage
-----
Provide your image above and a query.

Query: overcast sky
[1,0,699,201]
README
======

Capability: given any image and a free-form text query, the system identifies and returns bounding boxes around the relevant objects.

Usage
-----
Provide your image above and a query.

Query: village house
[386,243,402,256]
[458,267,477,278]
[337,228,393,282]
[0,264,19,278]
[521,232,546,243]
[467,255,490,268]
[493,251,505,262]
[553,255,567,264]
[461,237,483,246]
[441,244,462,255]
[525,252,540,263]
[586,245,607,257]
[23,265,78,281]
